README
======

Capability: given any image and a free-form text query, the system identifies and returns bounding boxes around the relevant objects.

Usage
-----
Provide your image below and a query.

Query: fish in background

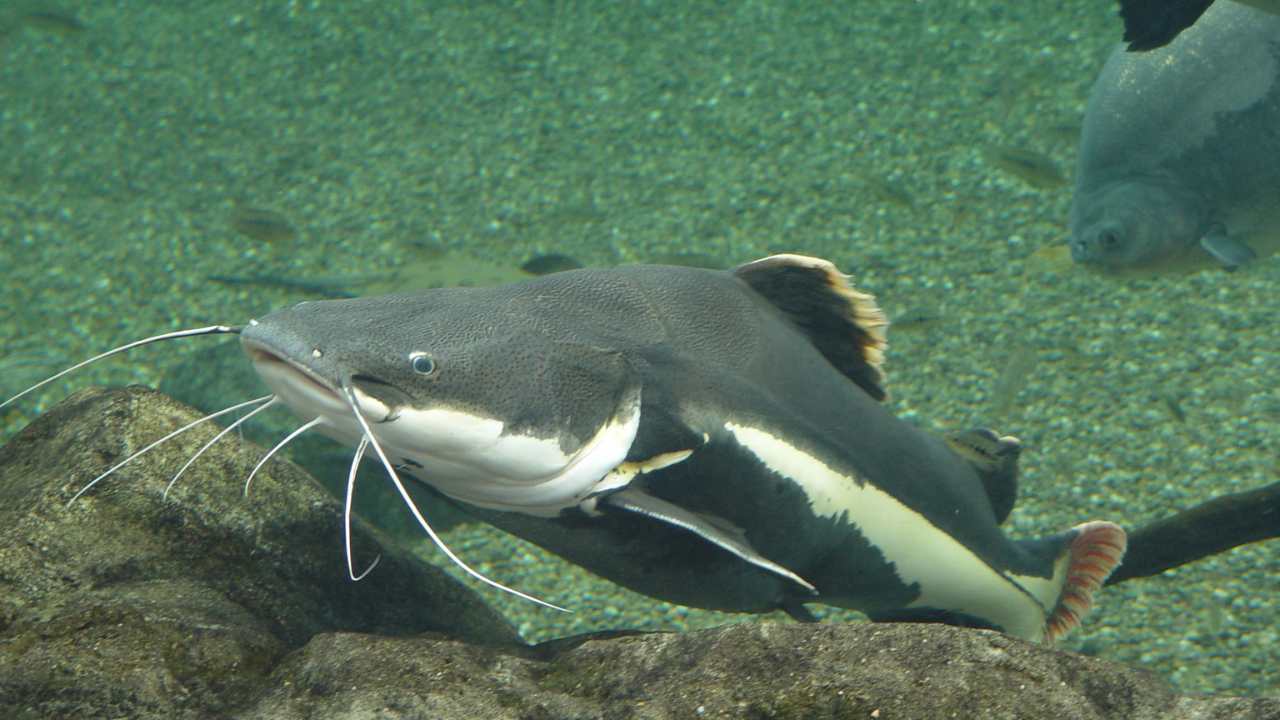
[0,6,86,40]
[1070,2,1280,273]
[1117,0,1280,51]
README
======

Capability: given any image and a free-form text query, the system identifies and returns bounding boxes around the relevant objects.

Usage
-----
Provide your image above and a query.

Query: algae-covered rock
[242,623,1278,720]
[0,387,518,719]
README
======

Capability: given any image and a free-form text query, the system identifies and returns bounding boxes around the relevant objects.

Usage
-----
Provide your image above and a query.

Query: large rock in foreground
[0,387,518,719]
[247,622,1278,720]
[1,388,1275,719]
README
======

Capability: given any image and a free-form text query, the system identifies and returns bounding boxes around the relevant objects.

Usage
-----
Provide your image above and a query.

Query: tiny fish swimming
[3,254,1126,643]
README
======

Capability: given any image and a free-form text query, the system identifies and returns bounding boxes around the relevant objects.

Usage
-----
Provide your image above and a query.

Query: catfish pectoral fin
[604,487,818,594]
[1199,227,1256,269]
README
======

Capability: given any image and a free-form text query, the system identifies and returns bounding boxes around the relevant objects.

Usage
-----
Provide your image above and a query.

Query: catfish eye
[409,351,438,376]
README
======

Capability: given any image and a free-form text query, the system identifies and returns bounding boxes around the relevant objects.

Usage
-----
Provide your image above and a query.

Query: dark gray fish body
[241,256,1124,642]
[1071,2,1280,271]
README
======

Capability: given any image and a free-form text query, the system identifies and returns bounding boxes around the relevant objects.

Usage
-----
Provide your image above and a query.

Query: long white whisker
[344,437,381,581]
[67,393,270,507]
[2,325,240,411]
[243,417,323,496]
[164,396,279,499]
[340,384,569,613]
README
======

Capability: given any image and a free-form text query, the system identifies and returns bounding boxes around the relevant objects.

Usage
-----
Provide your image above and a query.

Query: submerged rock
[1,388,1275,719]
[0,387,518,719]
[247,623,1277,719]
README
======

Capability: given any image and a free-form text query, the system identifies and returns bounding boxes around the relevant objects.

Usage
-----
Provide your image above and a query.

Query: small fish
[990,346,1039,419]
[1159,393,1187,423]
[1046,122,1083,145]
[520,253,583,276]
[866,177,916,209]
[0,353,62,403]
[20,7,86,36]
[981,146,1067,189]
[644,251,723,269]
[361,254,529,295]
[1026,245,1073,272]
[889,307,942,330]
[229,207,298,243]
[538,203,606,227]
[208,274,359,299]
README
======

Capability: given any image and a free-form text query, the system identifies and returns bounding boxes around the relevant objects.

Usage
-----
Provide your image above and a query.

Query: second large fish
[1070,2,1280,272]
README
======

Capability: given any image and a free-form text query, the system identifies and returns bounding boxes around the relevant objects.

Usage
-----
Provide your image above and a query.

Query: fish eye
[409,351,438,376]
[1099,230,1119,247]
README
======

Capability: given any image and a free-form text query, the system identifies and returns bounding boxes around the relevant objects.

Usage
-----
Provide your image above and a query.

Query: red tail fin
[1045,521,1128,643]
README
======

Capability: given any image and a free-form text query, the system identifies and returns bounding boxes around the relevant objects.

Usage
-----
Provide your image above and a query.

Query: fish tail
[1042,521,1128,643]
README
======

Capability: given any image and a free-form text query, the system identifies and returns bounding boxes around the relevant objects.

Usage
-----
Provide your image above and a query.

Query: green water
[1,0,1276,697]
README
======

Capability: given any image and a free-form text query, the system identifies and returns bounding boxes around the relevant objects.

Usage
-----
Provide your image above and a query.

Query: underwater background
[0,0,1275,698]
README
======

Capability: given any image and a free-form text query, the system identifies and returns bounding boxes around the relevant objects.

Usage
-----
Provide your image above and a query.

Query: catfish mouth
[241,340,365,431]
[245,346,339,398]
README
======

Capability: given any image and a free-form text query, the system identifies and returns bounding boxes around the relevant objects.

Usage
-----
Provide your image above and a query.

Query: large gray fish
[2,255,1126,642]
[1071,2,1280,271]
[236,255,1125,642]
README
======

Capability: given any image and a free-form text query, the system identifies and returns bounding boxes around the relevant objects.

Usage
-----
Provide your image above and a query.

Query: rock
[0,387,519,720]
[2,388,1275,719]
[244,623,1277,720]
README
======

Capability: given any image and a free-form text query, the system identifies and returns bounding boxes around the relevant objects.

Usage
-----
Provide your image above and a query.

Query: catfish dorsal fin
[734,254,889,401]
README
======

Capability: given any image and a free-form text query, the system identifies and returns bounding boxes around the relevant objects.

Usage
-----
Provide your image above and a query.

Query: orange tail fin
[1045,521,1128,643]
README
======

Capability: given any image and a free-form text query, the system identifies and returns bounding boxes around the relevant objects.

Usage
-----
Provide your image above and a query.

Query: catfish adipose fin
[215,253,1127,642]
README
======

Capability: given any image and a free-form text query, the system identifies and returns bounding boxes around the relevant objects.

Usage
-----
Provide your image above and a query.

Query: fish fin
[1117,0,1213,52]
[944,429,1021,525]
[1200,227,1256,269]
[592,448,697,497]
[1043,521,1128,643]
[733,254,889,401]
[603,487,818,595]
